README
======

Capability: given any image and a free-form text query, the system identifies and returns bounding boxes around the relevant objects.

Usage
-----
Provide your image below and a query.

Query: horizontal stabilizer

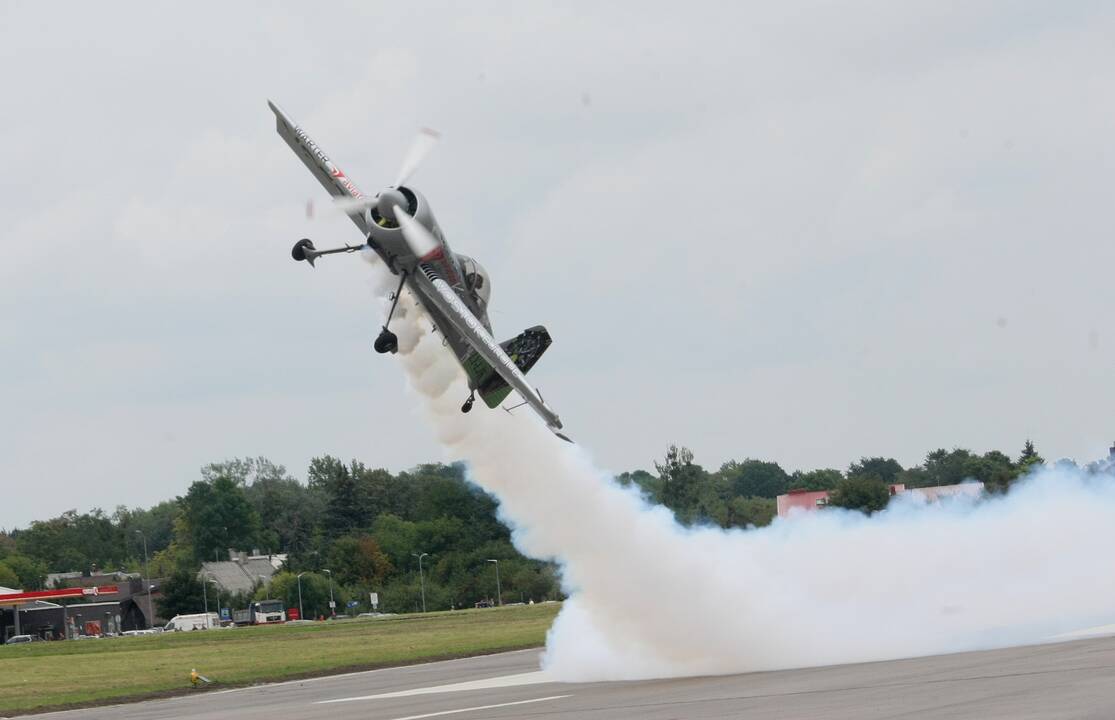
[462,326,553,408]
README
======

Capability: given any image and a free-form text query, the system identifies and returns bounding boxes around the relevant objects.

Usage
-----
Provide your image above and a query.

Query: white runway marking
[1047,623,1115,641]
[382,695,571,720]
[317,671,552,703]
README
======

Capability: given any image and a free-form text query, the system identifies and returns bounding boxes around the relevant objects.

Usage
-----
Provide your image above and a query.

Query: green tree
[327,534,393,587]
[654,445,707,521]
[724,496,776,528]
[828,475,892,514]
[0,561,19,588]
[179,475,262,563]
[919,448,976,486]
[788,468,843,491]
[310,456,367,538]
[371,513,420,570]
[1017,439,1045,472]
[157,569,206,618]
[0,532,16,559]
[718,460,790,499]
[847,457,904,485]
[14,509,126,572]
[243,463,325,557]
[4,554,47,590]
[114,500,179,558]
[615,470,660,498]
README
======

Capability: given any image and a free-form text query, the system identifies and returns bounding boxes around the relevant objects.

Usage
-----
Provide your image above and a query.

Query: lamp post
[212,578,221,624]
[486,559,502,606]
[412,552,429,612]
[296,572,306,620]
[202,574,209,623]
[323,569,334,617]
[135,530,155,629]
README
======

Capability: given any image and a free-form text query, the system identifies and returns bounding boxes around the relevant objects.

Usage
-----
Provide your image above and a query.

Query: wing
[409,271,568,439]
[268,100,370,236]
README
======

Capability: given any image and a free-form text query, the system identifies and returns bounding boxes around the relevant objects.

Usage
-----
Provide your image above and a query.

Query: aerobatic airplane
[268,101,568,441]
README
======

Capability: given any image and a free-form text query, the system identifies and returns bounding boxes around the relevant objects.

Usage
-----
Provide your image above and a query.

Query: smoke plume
[380,274,1115,681]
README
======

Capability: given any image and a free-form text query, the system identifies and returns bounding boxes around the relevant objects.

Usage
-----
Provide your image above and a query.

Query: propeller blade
[394,127,441,188]
[332,195,377,214]
[394,206,440,259]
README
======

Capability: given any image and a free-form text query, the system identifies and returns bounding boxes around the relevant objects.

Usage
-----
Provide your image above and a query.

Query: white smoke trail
[379,273,1115,681]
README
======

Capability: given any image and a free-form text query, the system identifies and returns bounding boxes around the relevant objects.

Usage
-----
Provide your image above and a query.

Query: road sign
[328,600,336,609]
[370,592,379,610]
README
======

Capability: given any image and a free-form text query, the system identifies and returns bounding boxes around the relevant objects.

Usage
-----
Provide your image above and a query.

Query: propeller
[330,127,442,217]
[394,205,440,259]
[395,127,441,188]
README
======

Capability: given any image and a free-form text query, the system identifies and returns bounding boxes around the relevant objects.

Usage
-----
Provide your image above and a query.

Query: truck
[232,599,286,626]
[163,613,219,632]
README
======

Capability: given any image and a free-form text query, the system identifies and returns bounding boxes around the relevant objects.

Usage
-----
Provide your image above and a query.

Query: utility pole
[323,569,335,617]
[135,530,155,629]
[296,572,306,620]
[412,553,429,612]
[486,559,502,606]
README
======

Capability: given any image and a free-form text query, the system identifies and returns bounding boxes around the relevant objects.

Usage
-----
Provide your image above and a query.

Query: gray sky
[3,1,1114,529]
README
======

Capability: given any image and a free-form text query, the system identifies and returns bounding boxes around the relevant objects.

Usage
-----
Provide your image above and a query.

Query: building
[47,572,162,629]
[905,483,984,502]
[775,482,983,518]
[1,584,146,641]
[198,550,286,597]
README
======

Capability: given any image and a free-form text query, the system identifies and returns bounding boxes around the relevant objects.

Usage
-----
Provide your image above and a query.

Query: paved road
[24,637,1115,719]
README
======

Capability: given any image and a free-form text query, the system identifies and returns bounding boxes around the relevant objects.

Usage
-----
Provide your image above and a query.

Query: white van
[164,613,219,632]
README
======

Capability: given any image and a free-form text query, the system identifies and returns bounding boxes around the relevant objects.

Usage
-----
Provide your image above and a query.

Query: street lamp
[200,573,219,628]
[412,552,429,612]
[486,559,502,606]
[213,580,221,624]
[296,572,306,620]
[135,530,154,629]
[323,569,334,617]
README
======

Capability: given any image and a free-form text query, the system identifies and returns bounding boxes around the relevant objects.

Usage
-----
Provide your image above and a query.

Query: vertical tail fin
[462,326,553,408]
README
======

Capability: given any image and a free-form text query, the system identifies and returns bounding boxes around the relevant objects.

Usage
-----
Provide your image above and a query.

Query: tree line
[0,439,1056,616]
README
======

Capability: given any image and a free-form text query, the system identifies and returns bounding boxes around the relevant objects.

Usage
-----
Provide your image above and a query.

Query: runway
[24,636,1115,719]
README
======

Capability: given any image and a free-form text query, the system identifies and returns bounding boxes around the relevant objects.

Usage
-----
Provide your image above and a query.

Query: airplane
[268,101,569,441]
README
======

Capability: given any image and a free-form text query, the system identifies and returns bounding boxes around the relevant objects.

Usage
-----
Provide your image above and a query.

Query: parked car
[5,635,35,644]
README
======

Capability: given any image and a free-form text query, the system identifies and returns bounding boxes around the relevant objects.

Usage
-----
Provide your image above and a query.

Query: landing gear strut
[374,271,408,355]
[461,391,475,413]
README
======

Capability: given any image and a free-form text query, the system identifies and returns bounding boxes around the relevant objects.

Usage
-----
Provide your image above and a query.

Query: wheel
[291,238,315,261]
[374,330,398,354]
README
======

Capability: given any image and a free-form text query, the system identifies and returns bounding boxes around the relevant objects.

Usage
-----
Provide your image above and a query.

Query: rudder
[461,326,553,408]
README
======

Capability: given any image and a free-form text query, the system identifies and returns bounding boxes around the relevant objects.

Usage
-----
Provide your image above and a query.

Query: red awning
[0,586,120,606]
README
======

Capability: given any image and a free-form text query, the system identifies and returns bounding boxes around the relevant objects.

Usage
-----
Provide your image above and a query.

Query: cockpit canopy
[458,255,491,310]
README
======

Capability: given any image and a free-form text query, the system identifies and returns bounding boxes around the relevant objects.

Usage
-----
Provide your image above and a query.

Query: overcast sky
[2,1,1114,529]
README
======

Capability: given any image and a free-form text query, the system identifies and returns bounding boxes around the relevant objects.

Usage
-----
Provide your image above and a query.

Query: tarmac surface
[23,636,1115,719]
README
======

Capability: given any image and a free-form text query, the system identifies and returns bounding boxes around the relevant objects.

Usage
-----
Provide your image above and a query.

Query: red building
[776,484,907,518]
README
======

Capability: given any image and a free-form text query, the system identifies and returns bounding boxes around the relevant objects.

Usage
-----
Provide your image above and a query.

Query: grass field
[0,602,560,715]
